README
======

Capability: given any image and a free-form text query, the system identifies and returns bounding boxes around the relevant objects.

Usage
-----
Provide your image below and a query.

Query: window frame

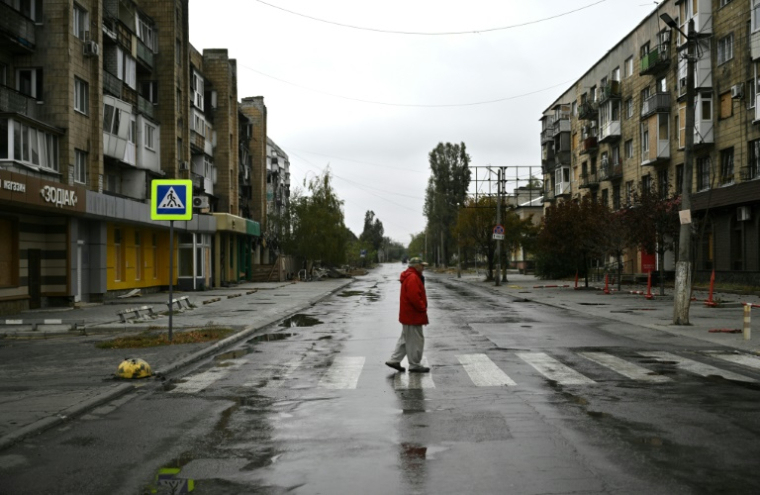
[73,4,88,40]
[74,77,88,115]
[144,123,155,150]
[717,33,734,65]
[74,149,87,184]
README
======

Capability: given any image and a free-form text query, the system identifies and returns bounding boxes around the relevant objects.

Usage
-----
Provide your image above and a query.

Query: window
[74,149,87,184]
[657,77,667,93]
[601,188,609,207]
[625,180,634,205]
[676,111,683,148]
[749,139,760,179]
[700,92,713,121]
[625,57,633,78]
[16,68,42,99]
[626,98,633,119]
[144,123,155,150]
[137,14,156,52]
[116,48,136,89]
[625,139,633,159]
[5,118,58,171]
[720,148,734,185]
[103,103,121,134]
[73,4,88,40]
[176,39,182,66]
[696,156,711,191]
[657,169,669,198]
[192,71,204,110]
[612,67,620,82]
[748,77,756,109]
[140,81,158,104]
[74,78,88,115]
[717,34,734,65]
[642,126,650,153]
[642,174,652,194]
[612,146,620,167]
[612,184,621,210]
[754,0,760,33]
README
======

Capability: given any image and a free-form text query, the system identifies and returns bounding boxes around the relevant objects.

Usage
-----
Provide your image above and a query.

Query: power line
[254,0,610,36]
[283,147,428,174]
[239,63,577,107]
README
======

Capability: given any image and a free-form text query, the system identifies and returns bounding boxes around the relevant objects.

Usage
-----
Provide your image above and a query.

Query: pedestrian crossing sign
[151,180,193,220]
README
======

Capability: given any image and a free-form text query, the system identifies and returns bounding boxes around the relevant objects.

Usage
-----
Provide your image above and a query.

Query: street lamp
[661,13,696,325]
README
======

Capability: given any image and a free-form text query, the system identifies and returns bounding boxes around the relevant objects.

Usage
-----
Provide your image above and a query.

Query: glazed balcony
[598,120,621,143]
[136,39,154,69]
[541,127,555,144]
[597,80,621,104]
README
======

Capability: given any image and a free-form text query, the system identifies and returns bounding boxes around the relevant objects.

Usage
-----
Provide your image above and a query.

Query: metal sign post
[150,179,193,343]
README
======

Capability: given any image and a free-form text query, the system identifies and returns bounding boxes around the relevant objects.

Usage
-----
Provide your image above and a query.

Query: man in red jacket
[386,257,430,373]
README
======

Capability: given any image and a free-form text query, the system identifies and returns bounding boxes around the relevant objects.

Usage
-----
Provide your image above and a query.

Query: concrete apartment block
[240,96,268,232]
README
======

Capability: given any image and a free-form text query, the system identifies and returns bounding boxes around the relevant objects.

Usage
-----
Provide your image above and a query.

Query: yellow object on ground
[116,358,152,379]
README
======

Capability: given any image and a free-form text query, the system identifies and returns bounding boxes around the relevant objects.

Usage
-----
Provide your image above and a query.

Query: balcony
[542,189,555,203]
[136,39,154,69]
[541,143,554,163]
[0,84,40,119]
[0,2,36,53]
[137,95,154,120]
[555,181,571,198]
[579,171,600,189]
[599,119,621,143]
[641,141,670,167]
[191,130,206,152]
[541,127,555,143]
[599,161,623,181]
[579,136,598,155]
[640,45,670,75]
[552,118,571,134]
[578,101,598,120]
[103,70,122,98]
[598,80,621,104]
[641,93,671,118]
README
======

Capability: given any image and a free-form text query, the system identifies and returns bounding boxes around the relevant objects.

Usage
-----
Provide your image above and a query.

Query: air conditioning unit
[737,206,751,221]
[192,196,209,209]
[83,40,99,57]
[179,161,189,171]
[731,84,744,99]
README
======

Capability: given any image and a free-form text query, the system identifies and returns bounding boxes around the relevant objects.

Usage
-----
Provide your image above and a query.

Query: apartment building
[540,0,760,285]
[0,0,278,314]
[266,137,290,245]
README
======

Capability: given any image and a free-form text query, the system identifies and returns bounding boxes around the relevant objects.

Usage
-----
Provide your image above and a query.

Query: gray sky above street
[189,0,657,244]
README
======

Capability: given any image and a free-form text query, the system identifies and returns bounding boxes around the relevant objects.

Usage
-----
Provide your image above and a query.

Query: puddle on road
[215,348,250,361]
[279,314,323,328]
[338,291,363,297]
[639,437,665,446]
[247,333,295,344]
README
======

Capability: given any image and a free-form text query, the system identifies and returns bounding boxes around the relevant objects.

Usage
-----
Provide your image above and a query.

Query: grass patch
[96,327,235,349]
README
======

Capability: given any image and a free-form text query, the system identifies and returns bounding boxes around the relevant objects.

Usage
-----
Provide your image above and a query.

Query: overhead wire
[253,0,610,36]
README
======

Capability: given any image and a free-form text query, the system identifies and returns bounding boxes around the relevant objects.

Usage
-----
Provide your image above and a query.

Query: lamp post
[661,14,695,325]
[456,202,462,278]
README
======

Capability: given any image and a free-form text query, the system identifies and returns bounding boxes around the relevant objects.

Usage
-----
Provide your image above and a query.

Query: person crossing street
[386,257,430,373]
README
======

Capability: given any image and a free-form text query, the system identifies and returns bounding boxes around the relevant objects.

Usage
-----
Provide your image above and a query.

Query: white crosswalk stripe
[639,351,756,383]
[170,359,247,394]
[458,354,516,386]
[244,358,303,388]
[394,357,435,389]
[516,352,596,385]
[318,356,366,389]
[707,352,760,372]
[578,352,671,382]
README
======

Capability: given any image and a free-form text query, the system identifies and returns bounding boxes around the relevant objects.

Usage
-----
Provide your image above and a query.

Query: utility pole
[495,168,502,287]
[456,203,461,278]
[662,15,695,325]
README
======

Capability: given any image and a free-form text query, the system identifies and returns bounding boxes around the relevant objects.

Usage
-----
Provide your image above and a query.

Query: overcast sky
[189,0,657,244]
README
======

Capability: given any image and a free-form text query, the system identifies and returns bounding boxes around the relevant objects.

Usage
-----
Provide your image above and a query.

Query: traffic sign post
[151,180,193,342]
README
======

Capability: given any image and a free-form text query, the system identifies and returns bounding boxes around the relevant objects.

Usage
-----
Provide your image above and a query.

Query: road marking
[394,357,435,389]
[578,352,670,382]
[516,352,596,385]
[457,354,516,386]
[639,351,756,383]
[319,356,365,389]
[708,352,760,372]
[170,359,247,394]
[245,358,302,388]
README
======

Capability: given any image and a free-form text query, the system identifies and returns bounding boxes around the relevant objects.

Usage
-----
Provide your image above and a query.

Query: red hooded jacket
[399,266,429,326]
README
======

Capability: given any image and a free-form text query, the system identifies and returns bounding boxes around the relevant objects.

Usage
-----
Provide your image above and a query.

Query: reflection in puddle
[279,314,323,327]
[215,349,250,361]
[247,333,295,344]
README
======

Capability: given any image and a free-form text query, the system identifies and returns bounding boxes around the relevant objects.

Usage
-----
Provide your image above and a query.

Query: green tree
[423,142,471,266]
[359,210,385,261]
[281,170,347,270]
[407,232,426,262]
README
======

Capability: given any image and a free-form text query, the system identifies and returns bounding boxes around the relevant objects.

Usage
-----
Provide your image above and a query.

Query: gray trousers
[390,324,425,369]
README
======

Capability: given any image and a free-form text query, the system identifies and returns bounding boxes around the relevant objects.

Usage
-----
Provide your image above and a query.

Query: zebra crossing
[170,350,760,393]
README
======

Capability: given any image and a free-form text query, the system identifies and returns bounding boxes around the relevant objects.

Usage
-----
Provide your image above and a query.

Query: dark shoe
[409,366,430,373]
[385,361,405,372]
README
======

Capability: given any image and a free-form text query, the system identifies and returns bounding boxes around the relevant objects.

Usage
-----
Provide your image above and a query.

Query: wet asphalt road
[2,264,760,494]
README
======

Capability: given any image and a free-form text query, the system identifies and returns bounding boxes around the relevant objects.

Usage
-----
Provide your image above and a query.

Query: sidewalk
[447,271,760,354]
[0,278,354,451]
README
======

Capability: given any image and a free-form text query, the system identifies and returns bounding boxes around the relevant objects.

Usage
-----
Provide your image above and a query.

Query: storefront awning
[211,213,247,234]
[246,219,260,236]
